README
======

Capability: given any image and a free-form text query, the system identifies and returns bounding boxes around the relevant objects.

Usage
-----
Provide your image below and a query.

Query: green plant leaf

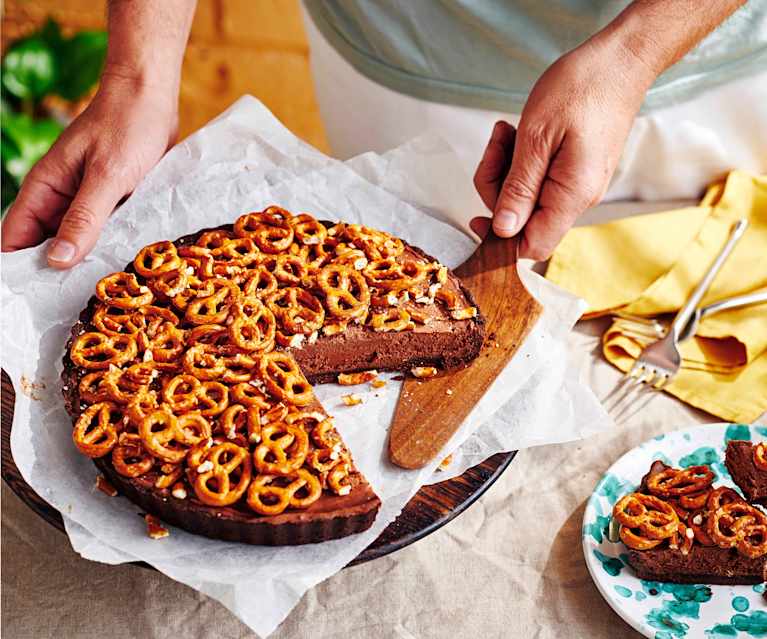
[55,31,108,101]
[2,36,58,100]
[1,112,63,185]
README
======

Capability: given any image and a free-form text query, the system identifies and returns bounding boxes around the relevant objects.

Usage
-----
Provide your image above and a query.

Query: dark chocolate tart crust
[61,222,485,545]
[726,440,767,506]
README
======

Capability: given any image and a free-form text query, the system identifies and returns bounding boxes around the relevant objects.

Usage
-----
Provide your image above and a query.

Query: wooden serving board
[0,370,514,567]
[389,234,543,469]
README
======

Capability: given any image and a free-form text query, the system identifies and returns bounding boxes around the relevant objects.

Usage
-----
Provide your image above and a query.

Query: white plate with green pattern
[582,423,767,639]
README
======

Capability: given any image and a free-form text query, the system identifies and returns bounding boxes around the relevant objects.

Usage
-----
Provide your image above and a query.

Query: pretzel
[246,469,321,515]
[182,326,220,348]
[143,323,186,364]
[220,352,260,384]
[754,442,767,471]
[706,486,744,511]
[260,254,310,287]
[370,308,415,332]
[613,493,679,549]
[70,332,138,370]
[102,365,147,404]
[155,463,184,489]
[185,278,240,325]
[134,241,182,278]
[363,258,427,291]
[707,501,767,558]
[126,389,159,427]
[72,402,122,458]
[688,509,715,546]
[193,442,252,506]
[333,246,369,271]
[210,237,260,267]
[344,224,404,260]
[262,402,290,425]
[317,264,370,322]
[150,266,190,299]
[139,408,211,464]
[328,461,353,496]
[253,422,309,475]
[136,305,180,336]
[645,465,714,497]
[183,344,226,380]
[228,296,276,352]
[230,381,271,409]
[290,213,328,246]
[308,447,346,474]
[96,272,153,309]
[678,490,711,511]
[266,287,325,336]
[305,414,341,450]
[220,404,262,443]
[92,304,143,336]
[667,521,694,556]
[196,381,230,417]
[259,351,313,405]
[242,266,278,299]
[112,433,154,477]
[234,209,294,254]
[163,374,202,412]
[170,272,207,311]
[79,371,110,403]
[196,230,234,250]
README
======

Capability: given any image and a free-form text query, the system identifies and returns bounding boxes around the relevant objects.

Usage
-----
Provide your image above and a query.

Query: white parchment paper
[1,97,610,637]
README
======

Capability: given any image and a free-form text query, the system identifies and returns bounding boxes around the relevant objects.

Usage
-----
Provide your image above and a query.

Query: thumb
[47,162,127,269]
[492,124,560,238]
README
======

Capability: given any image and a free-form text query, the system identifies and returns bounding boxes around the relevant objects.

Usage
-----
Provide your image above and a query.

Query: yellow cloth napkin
[546,171,767,422]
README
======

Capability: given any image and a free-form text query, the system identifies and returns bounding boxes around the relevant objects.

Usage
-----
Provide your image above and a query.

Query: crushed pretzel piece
[96,475,118,497]
[171,483,188,500]
[411,366,438,379]
[451,307,478,320]
[197,460,214,473]
[446,388,453,395]
[341,393,363,406]
[338,370,378,386]
[288,334,305,349]
[438,454,453,471]
[145,514,169,539]
[371,379,386,389]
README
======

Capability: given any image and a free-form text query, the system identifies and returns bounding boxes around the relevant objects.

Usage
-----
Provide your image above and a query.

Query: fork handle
[670,218,749,337]
[700,288,767,318]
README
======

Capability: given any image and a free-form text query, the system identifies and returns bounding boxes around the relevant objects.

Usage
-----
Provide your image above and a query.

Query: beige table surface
[3,201,755,639]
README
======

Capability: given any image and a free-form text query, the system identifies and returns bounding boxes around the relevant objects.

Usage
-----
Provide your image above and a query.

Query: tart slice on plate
[62,207,485,545]
[726,439,767,505]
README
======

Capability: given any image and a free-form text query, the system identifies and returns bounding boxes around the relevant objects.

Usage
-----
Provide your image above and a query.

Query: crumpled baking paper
[1,96,610,637]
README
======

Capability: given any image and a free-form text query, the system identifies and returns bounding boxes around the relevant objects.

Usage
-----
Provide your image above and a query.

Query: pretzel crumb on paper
[338,370,378,385]
[145,514,170,539]
[95,475,118,497]
[341,394,363,406]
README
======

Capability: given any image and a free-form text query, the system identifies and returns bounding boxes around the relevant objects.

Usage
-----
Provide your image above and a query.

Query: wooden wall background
[2,0,330,151]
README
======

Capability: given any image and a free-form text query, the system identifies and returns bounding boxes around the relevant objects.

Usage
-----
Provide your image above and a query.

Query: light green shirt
[305,0,767,113]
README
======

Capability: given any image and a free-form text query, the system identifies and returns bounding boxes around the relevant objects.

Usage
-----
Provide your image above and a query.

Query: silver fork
[613,288,767,342]
[627,218,749,389]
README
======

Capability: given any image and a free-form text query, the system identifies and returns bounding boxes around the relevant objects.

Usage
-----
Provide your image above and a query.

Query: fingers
[473,121,516,211]
[519,135,606,260]
[492,123,563,238]
[469,216,491,240]
[47,162,128,269]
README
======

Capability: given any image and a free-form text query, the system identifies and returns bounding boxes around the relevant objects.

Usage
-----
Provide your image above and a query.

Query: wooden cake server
[388,233,543,469]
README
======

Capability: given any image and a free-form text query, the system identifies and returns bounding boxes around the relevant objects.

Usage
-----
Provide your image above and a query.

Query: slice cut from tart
[62,207,485,545]
[725,440,767,506]
[613,460,767,585]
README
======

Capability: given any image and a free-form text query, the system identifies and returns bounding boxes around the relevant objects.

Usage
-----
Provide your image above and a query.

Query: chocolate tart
[617,461,767,584]
[726,440,767,506]
[62,211,485,545]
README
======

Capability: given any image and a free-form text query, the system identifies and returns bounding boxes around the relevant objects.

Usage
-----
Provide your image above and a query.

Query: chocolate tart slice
[616,461,767,585]
[62,208,485,545]
[726,440,767,506]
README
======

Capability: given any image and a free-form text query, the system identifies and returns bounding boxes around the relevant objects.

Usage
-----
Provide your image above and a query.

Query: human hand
[472,34,656,259]
[1,74,178,268]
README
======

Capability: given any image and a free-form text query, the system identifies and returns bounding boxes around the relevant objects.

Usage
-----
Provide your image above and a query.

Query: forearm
[103,0,197,96]
[595,0,747,83]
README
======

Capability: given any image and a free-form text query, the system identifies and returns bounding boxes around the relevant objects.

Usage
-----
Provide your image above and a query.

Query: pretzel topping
[754,442,767,471]
[193,442,252,506]
[96,272,153,309]
[645,465,714,497]
[73,402,122,458]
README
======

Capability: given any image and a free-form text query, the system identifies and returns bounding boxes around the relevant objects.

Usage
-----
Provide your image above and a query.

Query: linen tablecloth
[4,201,759,639]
